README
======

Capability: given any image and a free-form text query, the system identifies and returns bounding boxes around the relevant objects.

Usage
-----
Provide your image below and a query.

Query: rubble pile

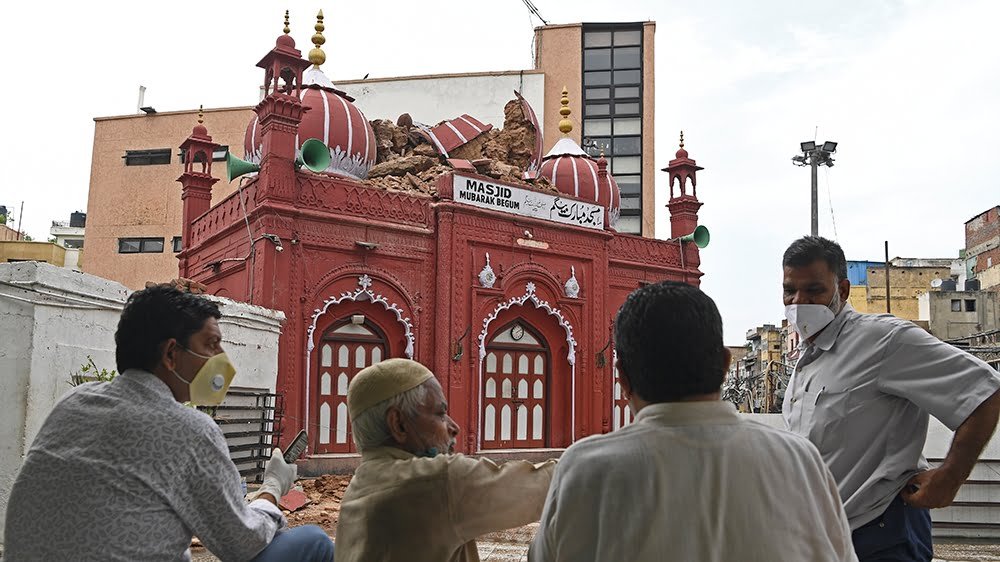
[284,474,353,534]
[361,96,557,196]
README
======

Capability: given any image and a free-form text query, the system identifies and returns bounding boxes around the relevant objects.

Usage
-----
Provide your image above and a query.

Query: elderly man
[335,358,555,561]
[781,236,1000,561]
[529,281,856,561]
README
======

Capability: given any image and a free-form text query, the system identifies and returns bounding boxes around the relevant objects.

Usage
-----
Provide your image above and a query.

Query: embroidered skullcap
[348,358,435,420]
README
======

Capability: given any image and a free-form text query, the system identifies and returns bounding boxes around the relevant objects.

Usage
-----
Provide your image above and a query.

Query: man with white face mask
[781,236,1000,561]
[4,285,334,561]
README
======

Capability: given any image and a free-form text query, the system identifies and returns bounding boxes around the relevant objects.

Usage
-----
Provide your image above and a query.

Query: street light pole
[811,157,819,237]
[792,141,838,237]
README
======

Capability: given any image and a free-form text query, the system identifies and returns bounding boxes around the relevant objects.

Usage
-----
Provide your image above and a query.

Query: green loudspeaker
[680,225,710,248]
[225,152,260,183]
[297,138,331,173]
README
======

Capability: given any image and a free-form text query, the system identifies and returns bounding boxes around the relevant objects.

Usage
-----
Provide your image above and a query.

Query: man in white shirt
[335,358,556,562]
[781,236,1000,561]
[4,285,334,561]
[529,281,856,562]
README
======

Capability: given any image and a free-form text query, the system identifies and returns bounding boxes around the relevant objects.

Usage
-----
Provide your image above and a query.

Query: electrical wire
[521,0,548,25]
[824,167,840,241]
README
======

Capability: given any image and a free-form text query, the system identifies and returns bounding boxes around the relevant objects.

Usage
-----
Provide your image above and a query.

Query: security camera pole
[791,141,837,236]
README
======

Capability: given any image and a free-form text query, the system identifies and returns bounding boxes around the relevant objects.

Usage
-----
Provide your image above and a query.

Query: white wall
[0,262,284,544]
[339,71,545,133]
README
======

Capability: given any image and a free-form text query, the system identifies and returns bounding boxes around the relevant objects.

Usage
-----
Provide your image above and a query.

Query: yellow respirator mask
[171,348,237,406]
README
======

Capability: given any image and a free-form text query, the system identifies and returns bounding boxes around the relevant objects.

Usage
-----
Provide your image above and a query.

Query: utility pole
[17,201,24,241]
[885,241,892,314]
[792,141,838,237]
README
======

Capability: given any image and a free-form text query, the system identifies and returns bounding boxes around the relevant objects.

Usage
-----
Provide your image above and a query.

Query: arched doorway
[481,320,549,449]
[314,318,387,453]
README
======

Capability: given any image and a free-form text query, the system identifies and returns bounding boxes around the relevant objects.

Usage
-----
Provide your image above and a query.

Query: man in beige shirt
[335,358,555,562]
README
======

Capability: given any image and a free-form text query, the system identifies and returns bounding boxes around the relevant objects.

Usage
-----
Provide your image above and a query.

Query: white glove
[249,448,297,502]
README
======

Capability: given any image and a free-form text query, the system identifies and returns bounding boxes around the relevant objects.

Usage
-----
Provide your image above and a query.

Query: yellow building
[83,21,658,290]
[0,241,70,268]
[847,258,960,323]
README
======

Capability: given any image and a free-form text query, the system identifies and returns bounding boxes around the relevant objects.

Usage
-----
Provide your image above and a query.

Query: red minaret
[177,106,219,277]
[664,131,704,239]
[254,11,312,202]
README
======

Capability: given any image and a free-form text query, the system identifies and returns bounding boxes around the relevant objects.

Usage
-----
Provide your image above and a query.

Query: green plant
[70,356,118,387]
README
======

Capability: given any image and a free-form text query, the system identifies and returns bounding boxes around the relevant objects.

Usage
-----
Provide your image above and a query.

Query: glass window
[613,136,641,155]
[951,299,961,312]
[614,29,642,46]
[614,118,642,135]
[124,148,171,166]
[584,71,611,86]
[613,156,641,174]
[585,103,610,117]
[614,102,640,115]
[582,137,611,156]
[620,196,641,210]
[141,238,164,253]
[966,299,977,312]
[585,87,610,100]
[173,236,183,253]
[616,175,641,195]
[614,86,640,99]
[614,69,641,85]
[118,239,140,253]
[614,46,641,68]
[584,31,612,48]
[583,48,611,70]
[616,215,641,234]
[583,119,611,137]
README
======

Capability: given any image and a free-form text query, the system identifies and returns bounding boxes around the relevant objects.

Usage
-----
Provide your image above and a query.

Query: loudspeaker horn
[296,138,331,173]
[225,152,260,183]
[679,225,710,248]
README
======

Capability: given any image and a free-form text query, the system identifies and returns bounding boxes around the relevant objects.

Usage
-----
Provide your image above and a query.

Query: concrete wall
[0,262,284,543]
[0,241,67,267]
[339,71,545,135]
[862,265,953,321]
[924,290,1000,340]
[979,264,1000,290]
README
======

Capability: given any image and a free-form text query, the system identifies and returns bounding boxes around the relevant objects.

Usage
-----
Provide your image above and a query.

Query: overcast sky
[2,0,997,344]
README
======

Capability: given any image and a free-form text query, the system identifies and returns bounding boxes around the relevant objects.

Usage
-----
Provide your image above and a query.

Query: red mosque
[176,13,708,458]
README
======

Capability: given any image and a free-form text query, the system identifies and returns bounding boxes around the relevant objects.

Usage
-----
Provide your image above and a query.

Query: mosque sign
[452,174,605,230]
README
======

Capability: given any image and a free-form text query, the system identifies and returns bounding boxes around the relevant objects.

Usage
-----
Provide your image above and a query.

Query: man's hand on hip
[901,467,963,509]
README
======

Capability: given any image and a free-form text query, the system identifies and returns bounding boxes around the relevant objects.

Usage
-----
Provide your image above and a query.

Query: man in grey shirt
[4,285,334,561]
[781,236,1000,561]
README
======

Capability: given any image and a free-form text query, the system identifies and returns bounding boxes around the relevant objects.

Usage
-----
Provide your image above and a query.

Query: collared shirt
[529,401,856,562]
[4,370,285,561]
[783,304,1000,529]
[335,446,556,562]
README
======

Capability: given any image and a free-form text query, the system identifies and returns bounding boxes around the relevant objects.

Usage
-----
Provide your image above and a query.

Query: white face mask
[784,289,841,341]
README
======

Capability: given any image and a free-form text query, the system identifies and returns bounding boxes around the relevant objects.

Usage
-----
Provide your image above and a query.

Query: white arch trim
[304,275,416,439]
[477,281,578,450]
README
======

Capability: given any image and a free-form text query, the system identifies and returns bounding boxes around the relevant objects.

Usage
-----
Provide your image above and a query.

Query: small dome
[537,88,621,228]
[244,70,376,180]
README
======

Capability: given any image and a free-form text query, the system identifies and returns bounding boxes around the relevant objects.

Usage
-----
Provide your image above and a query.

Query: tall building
[847,257,962,323]
[83,21,657,290]
[966,206,1000,290]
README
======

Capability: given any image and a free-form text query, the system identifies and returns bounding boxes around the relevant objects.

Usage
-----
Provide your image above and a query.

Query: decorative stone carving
[307,275,415,358]
[564,266,580,299]
[478,253,497,288]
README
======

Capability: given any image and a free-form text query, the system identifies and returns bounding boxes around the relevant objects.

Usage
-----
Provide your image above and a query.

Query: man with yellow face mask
[4,285,334,561]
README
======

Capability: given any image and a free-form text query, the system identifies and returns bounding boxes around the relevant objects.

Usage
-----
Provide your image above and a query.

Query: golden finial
[308,10,326,68]
[197,105,204,124]
[679,130,685,148]
[283,10,290,34]
[558,86,573,135]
